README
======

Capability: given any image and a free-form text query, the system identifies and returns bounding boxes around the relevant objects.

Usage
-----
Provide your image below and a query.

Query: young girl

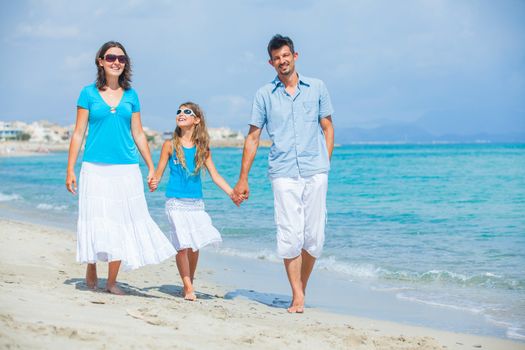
[150,102,236,301]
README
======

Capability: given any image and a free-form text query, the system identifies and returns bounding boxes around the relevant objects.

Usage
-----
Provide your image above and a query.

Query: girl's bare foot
[287,296,305,313]
[85,264,98,290]
[106,284,125,295]
[184,292,197,301]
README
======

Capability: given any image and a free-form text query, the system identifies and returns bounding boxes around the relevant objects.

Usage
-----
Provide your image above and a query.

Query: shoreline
[0,218,523,349]
[0,139,274,158]
[3,141,522,158]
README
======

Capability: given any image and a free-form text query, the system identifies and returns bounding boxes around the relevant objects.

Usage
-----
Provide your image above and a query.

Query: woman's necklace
[105,85,121,114]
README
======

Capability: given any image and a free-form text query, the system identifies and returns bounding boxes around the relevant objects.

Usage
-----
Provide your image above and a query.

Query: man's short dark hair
[267,34,295,59]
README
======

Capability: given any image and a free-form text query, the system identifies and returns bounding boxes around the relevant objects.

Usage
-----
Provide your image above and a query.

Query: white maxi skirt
[165,198,222,252]
[77,162,176,271]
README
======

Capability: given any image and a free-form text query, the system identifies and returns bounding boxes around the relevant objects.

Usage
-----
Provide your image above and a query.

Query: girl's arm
[131,112,155,183]
[66,107,89,194]
[205,150,234,198]
[155,140,172,181]
[150,140,172,192]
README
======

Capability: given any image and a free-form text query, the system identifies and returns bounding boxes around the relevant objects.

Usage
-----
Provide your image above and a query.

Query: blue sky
[0,0,524,138]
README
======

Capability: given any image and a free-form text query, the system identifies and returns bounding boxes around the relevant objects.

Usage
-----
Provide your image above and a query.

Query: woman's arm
[131,112,155,182]
[205,150,234,197]
[149,140,171,192]
[65,107,89,194]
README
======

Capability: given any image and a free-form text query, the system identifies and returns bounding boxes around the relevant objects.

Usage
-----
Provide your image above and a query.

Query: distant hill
[335,123,525,144]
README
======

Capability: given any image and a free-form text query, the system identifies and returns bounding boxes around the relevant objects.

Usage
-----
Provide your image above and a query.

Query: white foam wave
[37,203,68,211]
[317,256,380,279]
[396,293,484,314]
[216,248,522,291]
[0,193,21,202]
[216,247,281,263]
[382,268,522,290]
[483,315,525,341]
[507,327,525,340]
[370,286,413,293]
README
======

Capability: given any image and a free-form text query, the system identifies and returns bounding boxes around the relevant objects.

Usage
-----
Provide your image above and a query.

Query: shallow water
[1,143,524,339]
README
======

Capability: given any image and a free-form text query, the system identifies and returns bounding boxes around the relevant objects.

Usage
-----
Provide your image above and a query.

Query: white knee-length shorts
[271,173,328,259]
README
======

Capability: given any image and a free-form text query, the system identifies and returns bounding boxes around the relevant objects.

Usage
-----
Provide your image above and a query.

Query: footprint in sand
[126,308,173,328]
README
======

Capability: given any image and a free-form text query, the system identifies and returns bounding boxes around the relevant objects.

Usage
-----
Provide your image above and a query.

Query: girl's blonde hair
[172,101,210,175]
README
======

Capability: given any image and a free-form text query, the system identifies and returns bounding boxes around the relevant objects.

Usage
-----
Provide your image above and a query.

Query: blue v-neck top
[77,83,141,164]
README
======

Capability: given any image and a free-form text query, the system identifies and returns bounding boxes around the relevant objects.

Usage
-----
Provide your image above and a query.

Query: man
[233,34,334,313]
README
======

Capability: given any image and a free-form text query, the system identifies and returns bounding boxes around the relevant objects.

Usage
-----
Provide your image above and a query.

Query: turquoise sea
[0,144,524,340]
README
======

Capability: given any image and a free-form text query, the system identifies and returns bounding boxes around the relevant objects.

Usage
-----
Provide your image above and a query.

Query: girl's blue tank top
[166,146,203,199]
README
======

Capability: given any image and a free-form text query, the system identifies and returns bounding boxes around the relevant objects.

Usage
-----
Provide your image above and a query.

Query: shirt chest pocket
[301,101,319,122]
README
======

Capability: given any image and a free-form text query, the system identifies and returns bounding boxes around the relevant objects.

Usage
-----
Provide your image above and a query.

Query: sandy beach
[0,219,522,349]
[0,140,271,158]
[0,141,67,157]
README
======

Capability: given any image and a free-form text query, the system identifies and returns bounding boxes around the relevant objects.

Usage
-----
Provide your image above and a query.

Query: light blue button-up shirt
[250,74,334,178]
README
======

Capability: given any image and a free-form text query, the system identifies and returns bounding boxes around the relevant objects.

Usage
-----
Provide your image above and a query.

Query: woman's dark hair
[95,41,132,90]
[267,34,295,59]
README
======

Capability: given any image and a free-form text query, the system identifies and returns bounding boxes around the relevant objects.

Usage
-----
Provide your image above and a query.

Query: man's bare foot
[106,284,125,295]
[287,303,304,313]
[85,264,98,290]
[184,292,197,301]
[287,295,305,313]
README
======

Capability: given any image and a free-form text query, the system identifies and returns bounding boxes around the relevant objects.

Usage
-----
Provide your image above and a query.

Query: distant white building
[1,120,245,147]
[25,121,69,143]
[0,121,23,140]
[208,127,244,141]
[0,120,71,143]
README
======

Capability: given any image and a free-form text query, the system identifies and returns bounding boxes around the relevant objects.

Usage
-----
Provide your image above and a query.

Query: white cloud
[15,22,80,39]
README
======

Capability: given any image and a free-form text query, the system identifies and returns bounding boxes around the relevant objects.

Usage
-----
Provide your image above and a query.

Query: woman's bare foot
[106,284,125,295]
[85,264,98,290]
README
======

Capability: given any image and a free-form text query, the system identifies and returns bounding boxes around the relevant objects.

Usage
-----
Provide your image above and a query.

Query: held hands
[147,169,159,192]
[148,176,159,192]
[231,179,249,206]
[148,177,159,192]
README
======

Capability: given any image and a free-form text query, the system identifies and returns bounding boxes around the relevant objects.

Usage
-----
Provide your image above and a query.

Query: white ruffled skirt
[165,198,222,252]
[77,162,176,271]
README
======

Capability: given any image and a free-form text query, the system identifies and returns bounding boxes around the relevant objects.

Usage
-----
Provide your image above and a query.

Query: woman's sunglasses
[104,54,128,64]
[177,108,196,117]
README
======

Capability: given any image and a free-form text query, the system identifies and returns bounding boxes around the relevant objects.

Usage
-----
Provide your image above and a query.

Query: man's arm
[233,125,263,203]
[320,116,334,160]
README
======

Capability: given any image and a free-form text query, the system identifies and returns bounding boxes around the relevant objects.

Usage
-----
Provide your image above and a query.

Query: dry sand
[0,141,68,157]
[0,219,523,350]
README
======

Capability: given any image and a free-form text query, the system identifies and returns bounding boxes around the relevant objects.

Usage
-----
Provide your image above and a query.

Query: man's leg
[301,173,328,294]
[272,176,305,313]
[300,249,316,293]
[284,254,305,313]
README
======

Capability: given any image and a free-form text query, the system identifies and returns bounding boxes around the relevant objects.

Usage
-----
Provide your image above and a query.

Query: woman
[66,41,175,295]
